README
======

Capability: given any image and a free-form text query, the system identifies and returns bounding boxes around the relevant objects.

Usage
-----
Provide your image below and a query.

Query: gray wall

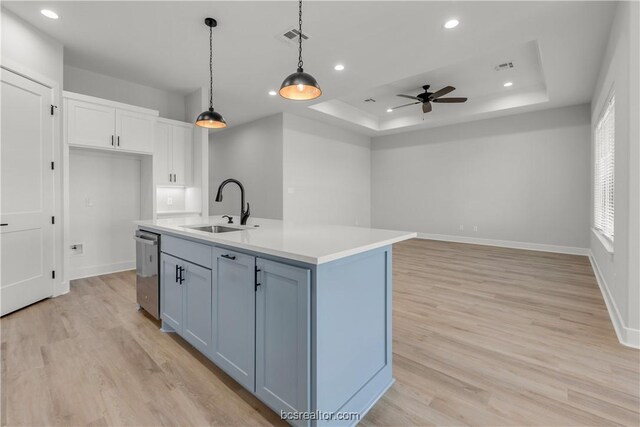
[63,65,186,121]
[283,113,371,227]
[590,0,640,337]
[371,104,591,249]
[209,114,284,220]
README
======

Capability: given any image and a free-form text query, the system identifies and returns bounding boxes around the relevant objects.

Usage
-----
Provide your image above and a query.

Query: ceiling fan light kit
[195,17,227,129]
[393,85,468,114]
[279,0,322,101]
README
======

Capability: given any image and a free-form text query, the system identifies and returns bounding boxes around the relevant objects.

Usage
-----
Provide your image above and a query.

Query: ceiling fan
[392,85,467,113]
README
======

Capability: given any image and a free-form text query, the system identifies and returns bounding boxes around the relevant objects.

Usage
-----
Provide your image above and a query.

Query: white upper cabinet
[66,99,116,149]
[65,91,158,155]
[155,119,193,186]
[116,109,155,153]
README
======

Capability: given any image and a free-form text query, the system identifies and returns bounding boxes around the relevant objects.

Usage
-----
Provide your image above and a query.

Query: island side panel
[312,245,393,426]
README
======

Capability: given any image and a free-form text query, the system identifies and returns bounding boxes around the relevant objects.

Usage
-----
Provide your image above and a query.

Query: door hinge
[51,216,55,225]
[50,105,58,116]
[51,161,55,170]
[52,270,56,279]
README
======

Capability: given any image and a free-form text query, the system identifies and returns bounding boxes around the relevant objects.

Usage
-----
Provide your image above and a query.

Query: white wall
[282,113,371,227]
[209,114,284,220]
[186,87,208,216]
[371,104,591,250]
[590,1,640,346]
[1,9,67,295]
[68,149,141,279]
[63,64,186,121]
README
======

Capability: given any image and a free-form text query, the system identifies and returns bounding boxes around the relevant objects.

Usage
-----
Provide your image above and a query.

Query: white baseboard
[588,253,640,349]
[416,233,590,256]
[69,261,135,281]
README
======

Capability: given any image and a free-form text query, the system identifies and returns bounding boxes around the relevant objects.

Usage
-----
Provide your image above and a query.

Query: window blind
[594,96,615,242]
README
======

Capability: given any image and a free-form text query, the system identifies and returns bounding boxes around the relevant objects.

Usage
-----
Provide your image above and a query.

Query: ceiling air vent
[494,62,514,71]
[282,28,309,42]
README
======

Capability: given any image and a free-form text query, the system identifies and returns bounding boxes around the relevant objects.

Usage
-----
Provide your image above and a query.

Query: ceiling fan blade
[429,86,455,99]
[396,94,422,101]
[432,97,468,103]
[422,102,432,113]
[391,101,421,109]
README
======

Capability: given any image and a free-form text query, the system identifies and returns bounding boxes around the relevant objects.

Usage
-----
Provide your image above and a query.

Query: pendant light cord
[297,0,304,72]
[209,24,214,110]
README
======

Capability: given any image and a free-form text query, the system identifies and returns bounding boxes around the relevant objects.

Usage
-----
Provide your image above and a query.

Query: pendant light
[195,18,226,129]
[279,0,322,100]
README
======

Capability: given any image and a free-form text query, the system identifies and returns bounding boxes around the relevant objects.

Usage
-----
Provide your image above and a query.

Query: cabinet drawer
[162,235,212,269]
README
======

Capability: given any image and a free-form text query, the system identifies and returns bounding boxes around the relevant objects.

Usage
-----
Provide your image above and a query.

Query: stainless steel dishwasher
[135,230,160,319]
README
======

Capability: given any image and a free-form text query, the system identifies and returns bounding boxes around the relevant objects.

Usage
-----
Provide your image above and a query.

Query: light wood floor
[2,239,639,426]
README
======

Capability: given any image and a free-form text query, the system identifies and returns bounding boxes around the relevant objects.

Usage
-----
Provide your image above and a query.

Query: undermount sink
[186,225,243,233]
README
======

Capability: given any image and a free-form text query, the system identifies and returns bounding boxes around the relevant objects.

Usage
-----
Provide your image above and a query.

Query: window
[594,95,615,243]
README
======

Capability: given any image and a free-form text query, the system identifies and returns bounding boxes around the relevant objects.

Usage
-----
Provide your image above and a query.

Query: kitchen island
[137,216,415,426]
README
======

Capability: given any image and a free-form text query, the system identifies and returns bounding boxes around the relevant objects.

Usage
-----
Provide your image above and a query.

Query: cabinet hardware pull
[169,173,172,182]
[175,264,179,283]
[0,223,8,226]
[255,268,261,290]
[221,254,236,260]
[111,135,114,146]
[178,266,185,284]
[117,136,120,147]
[173,173,176,182]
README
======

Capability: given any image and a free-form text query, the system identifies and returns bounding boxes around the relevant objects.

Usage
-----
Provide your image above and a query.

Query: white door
[171,126,190,186]
[66,99,116,149]
[1,69,54,316]
[154,122,172,185]
[116,109,154,154]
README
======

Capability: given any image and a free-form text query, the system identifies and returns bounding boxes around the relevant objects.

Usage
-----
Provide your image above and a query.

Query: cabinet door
[255,258,310,420]
[116,109,155,154]
[182,261,213,355]
[154,122,173,185]
[160,253,183,333]
[211,248,256,391]
[171,125,192,186]
[66,99,116,149]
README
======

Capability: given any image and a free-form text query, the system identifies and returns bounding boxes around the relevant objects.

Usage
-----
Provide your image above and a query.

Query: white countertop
[137,216,416,265]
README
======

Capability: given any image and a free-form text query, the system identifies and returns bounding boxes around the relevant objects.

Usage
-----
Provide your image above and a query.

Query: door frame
[1,59,65,297]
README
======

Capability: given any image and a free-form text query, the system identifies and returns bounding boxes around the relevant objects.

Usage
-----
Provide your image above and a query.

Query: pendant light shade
[279,69,322,100]
[195,17,226,129]
[195,108,226,129]
[279,0,321,101]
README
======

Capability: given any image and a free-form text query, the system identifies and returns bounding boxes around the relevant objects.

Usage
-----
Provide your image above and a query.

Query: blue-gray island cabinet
[137,216,415,426]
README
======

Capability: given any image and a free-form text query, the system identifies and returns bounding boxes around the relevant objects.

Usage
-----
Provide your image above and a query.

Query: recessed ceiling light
[41,9,59,19]
[268,90,277,96]
[503,82,513,87]
[334,64,345,71]
[386,108,393,113]
[444,19,459,29]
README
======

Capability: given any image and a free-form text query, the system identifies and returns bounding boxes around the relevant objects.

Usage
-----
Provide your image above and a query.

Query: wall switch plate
[167,197,173,206]
[70,244,83,254]
[459,224,464,231]
[85,197,93,208]
[473,226,478,232]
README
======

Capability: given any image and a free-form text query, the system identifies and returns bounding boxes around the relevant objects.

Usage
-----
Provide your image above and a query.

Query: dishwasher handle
[134,236,157,246]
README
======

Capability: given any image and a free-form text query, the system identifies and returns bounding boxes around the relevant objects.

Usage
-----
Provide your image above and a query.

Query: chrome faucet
[215,179,250,225]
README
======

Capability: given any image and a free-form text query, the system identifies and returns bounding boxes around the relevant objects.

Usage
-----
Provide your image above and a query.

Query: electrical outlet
[70,244,83,254]
[459,224,464,231]
[85,197,93,208]
[167,197,173,206]
[473,226,478,232]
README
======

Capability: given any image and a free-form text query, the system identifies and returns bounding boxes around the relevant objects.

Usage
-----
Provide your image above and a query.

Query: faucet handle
[222,215,233,224]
